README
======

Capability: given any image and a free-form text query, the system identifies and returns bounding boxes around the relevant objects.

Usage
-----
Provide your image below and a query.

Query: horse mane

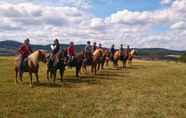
[130,49,135,55]
[93,48,103,56]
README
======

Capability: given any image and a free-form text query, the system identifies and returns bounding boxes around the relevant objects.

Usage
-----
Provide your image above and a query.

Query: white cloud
[160,0,173,5]
[0,0,186,50]
[170,21,186,29]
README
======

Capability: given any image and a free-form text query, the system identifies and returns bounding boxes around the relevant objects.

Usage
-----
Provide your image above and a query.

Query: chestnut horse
[97,49,109,70]
[15,50,47,87]
[82,48,104,75]
[113,50,128,69]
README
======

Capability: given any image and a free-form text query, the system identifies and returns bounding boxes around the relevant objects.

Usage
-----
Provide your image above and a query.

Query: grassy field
[0,56,186,118]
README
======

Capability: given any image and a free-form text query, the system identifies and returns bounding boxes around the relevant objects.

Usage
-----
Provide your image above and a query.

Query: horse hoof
[30,84,33,88]
[15,81,18,84]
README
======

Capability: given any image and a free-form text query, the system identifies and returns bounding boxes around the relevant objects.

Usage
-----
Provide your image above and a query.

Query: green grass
[0,56,186,118]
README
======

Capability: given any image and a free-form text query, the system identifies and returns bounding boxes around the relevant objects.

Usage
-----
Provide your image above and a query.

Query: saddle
[48,53,65,69]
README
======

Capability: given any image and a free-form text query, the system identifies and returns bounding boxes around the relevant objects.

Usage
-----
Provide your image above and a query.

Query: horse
[97,49,109,70]
[128,49,136,65]
[113,50,128,69]
[15,50,47,87]
[64,49,84,78]
[46,50,65,84]
[82,48,104,75]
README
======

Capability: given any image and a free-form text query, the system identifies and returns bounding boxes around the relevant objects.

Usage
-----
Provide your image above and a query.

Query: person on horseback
[93,42,97,52]
[110,44,115,61]
[98,43,102,49]
[119,44,125,60]
[84,41,92,64]
[50,38,60,64]
[67,42,76,63]
[125,45,131,59]
[17,38,33,72]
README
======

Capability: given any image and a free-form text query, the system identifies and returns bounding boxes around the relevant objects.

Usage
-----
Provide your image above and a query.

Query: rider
[84,41,92,57]
[17,38,33,72]
[84,41,92,64]
[119,44,125,60]
[110,44,115,61]
[93,42,97,52]
[51,38,60,63]
[125,45,131,59]
[98,43,102,49]
[67,42,76,62]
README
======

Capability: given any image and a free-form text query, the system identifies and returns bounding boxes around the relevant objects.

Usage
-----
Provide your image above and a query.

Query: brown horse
[64,49,84,77]
[97,49,109,70]
[82,48,104,75]
[15,50,47,87]
[113,50,128,69]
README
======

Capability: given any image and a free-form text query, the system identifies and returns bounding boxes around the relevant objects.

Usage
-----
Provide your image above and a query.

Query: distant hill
[135,48,184,56]
[0,40,85,55]
[0,40,184,56]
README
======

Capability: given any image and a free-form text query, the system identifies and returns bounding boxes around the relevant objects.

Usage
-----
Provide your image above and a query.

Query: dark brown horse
[15,50,47,87]
[46,50,65,84]
[64,49,84,77]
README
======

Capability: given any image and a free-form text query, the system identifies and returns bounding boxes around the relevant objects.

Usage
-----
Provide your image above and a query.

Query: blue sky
[91,0,163,17]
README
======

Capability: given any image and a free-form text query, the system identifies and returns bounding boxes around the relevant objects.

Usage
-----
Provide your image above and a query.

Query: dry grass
[0,56,186,118]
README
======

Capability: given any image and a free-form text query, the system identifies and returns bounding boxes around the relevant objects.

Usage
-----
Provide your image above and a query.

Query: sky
[0,0,185,50]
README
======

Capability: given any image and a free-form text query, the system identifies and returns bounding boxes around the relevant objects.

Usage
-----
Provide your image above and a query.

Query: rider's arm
[28,45,33,53]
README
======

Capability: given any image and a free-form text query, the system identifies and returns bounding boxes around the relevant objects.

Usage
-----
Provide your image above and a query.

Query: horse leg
[60,69,64,82]
[19,71,23,82]
[35,73,40,84]
[123,60,127,71]
[29,72,33,87]
[53,70,56,84]
[91,64,94,74]
[97,63,100,71]
[75,65,80,77]
[83,65,87,73]
[15,68,18,84]
[101,61,104,69]
[46,69,49,81]
[94,64,97,75]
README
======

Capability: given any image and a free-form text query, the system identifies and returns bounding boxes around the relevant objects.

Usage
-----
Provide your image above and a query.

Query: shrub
[179,52,186,63]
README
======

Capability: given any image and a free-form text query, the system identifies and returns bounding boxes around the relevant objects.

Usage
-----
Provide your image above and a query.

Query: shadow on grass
[22,64,141,88]
[62,75,97,88]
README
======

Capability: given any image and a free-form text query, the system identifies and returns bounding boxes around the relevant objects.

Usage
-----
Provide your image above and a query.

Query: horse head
[38,50,47,63]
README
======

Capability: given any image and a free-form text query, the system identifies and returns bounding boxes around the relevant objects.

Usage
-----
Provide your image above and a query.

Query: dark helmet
[70,41,74,45]
[54,38,59,42]
[120,44,123,47]
[87,41,91,44]
[24,38,30,44]
[54,38,59,44]
[93,42,96,45]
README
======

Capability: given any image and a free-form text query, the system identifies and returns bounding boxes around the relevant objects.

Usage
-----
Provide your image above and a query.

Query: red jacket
[18,44,32,57]
[67,46,76,56]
